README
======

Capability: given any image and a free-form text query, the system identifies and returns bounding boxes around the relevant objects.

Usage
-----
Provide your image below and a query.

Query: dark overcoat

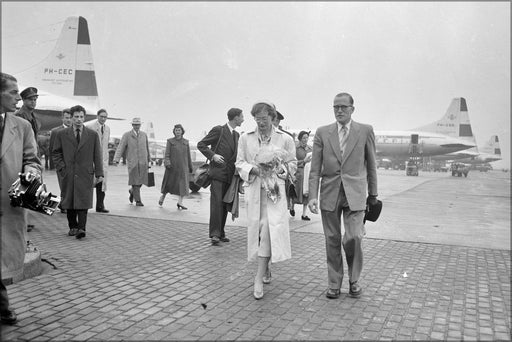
[197,124,239,183]
[52,126,103,209]
[161,137,193,196]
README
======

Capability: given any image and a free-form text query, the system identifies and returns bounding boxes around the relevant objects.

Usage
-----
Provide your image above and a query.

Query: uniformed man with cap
[272,110,294,139]
[15,87,41,138]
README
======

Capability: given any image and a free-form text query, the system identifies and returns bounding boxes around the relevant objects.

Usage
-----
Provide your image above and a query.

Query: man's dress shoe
[75,229,86,239]
[1,309,18,325]
[96,208,109,213]
[135,201,144,207]
[129,190,134,203]
[219,237,230,242]
[349,281,362,298]
[68,228,78,236]
[211,236,220,246]
[326,288,340,299]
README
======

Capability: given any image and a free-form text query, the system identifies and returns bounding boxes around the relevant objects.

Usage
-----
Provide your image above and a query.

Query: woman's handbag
[194,127,224,188]
[194,163,211,188]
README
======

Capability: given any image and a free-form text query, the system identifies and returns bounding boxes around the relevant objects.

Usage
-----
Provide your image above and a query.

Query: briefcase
[147,171,155,187]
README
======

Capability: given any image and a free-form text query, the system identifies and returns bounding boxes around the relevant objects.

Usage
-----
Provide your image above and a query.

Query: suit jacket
[52,126,103,209]
[1,113,42,280]
[49,124,68,170]
[90,120,110,190]
[308,120,378,212]
[197,124,239,183]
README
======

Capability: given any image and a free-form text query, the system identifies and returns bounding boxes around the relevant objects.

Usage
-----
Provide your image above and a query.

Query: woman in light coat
[159,124,193,209]
[236,102,296,300]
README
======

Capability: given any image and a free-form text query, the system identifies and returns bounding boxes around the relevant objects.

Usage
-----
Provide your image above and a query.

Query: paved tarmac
[1,167,510,341]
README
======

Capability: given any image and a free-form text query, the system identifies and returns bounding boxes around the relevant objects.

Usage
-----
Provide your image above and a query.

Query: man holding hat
[15,87,41,138]
[113,117,151,206]
[308,92,378,300]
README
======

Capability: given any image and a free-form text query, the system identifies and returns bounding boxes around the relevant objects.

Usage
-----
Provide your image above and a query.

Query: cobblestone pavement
[1,211,510,341]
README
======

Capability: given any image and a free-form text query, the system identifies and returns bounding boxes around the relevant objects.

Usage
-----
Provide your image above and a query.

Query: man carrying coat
[52,105,104,239]
[1,72,42,324]
[198,108,244,245]
[113,117,151,206]
[308,92,378,299]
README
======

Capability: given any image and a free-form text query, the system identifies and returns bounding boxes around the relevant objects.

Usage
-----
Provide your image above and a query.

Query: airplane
[415,97,502,165]
[13,16,123,133]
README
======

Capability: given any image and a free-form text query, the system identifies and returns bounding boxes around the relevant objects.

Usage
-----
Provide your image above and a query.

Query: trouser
[95,182,105,210]
[66,209,88,230]
[131,185,142,202]
[0,279,10,314]
[321,184,365,290]
[209,179,229,238]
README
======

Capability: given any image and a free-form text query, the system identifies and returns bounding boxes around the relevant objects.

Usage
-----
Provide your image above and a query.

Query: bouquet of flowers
[255,147,294,203]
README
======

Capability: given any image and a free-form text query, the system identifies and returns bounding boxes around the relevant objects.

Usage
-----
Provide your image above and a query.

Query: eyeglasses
[333,105,352,112]
[253,115,271,122]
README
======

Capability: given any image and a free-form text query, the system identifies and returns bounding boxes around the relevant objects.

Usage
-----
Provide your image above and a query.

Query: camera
[8,172,61,216]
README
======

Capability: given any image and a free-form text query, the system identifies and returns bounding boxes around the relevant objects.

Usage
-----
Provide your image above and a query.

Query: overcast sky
[2,2,510,167]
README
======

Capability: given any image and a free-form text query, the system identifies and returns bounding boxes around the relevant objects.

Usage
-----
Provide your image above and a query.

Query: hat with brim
[276,111,284,121]
[21,87,38,100]
[364,199,382,223]
[131,117,142,125]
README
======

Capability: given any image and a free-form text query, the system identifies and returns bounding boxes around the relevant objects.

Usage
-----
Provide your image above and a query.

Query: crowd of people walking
[1,70,378,325]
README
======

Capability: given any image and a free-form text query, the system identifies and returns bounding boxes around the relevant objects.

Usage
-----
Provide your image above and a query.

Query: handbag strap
[210,126,223,160]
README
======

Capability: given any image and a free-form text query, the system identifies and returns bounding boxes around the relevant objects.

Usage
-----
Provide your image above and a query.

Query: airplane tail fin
[415,98,473,139]
[17,16,100,110]
[480,135,501,157]
[415,97,477,151]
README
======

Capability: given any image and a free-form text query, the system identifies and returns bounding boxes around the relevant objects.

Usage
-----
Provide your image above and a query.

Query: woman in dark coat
[159,124,193,209]
[292,131,313,220]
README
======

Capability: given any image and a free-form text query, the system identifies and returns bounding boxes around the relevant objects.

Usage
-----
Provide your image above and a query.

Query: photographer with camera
[1,72,42,325]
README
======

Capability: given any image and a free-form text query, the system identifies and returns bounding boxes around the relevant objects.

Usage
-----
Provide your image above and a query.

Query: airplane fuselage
[375,130,475,158]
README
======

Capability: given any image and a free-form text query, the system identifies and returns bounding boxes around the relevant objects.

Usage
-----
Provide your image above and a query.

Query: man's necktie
[101,125,104,135]
[76,129,80,144]
[339,125,348,155]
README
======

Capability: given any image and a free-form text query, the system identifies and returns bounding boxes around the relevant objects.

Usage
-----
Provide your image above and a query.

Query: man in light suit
[90,109,110,213]
[308,92,378,299]
[197,108,244,246]
[52,105,104,239]
[1,72,42,324]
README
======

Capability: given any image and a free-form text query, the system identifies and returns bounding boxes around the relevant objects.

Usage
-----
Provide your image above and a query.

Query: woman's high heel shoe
[253,281,264,300]
[158,194,165,206]
[177,204,188,210]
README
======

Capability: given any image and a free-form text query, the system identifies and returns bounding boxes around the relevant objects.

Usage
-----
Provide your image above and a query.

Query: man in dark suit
[308,92,378,299]
[49,109,71,170]
[49,109,72,213]
[52,105,104,239]
[198,108,244,245]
